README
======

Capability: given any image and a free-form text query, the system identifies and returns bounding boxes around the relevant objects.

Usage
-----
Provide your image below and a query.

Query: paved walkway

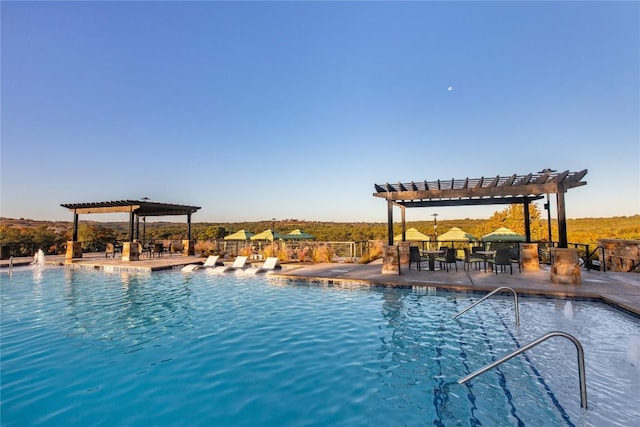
[271,260,640,316]
[3,253,639,316]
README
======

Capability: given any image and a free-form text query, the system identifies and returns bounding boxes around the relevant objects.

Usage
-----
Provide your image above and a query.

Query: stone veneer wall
[598,239,640,272]
[381,245,400,275]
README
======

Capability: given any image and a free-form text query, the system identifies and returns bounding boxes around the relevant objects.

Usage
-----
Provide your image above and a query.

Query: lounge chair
[208,256,248,274]
[181,255,220,272]
[243,257,281,274]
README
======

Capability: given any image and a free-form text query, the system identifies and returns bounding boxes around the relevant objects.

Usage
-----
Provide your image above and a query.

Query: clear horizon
[2,212,637,225]
[2,2,638,223]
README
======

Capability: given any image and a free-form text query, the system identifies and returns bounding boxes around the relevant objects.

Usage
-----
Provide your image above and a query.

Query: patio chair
[243,257,281,274]
[208,256,249,274]
[509,246,522,272]
[490,248,513,274]
[181,255,220,272]
[152,243,164,258]
[463,247,483,271]
[409,247,422,271]
[437,248,458,272]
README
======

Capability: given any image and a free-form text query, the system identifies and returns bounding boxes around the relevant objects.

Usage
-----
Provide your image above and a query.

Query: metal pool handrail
[452,286,520,326]
[458,331,588,409]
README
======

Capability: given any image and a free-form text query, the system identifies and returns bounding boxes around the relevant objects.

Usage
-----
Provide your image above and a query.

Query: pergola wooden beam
[61,199,201,242]
[374,169,588,247]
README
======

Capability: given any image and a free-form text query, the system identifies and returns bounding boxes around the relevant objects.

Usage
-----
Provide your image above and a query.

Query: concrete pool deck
[2,253,639,316]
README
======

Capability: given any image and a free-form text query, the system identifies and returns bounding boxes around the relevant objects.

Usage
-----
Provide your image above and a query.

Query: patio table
[475,250,497,272]
[421,250,445,271]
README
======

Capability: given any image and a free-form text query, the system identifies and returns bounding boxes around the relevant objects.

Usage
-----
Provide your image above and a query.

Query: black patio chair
[509,246,522,272]
[491,248,512,274]
[409,246,422,271]
[463,247,483,271]
[437,248,458,272]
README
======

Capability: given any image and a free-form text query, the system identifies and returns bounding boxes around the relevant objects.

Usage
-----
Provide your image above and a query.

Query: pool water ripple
[2,268,639,426]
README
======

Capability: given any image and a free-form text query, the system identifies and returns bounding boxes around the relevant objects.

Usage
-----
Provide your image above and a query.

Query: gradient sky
[2,1,639,224]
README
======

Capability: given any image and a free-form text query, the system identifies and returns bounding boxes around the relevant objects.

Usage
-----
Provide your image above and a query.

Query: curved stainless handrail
[458,331,588,409]
[453,286,520,326]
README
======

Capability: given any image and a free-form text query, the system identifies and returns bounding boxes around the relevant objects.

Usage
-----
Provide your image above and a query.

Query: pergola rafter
[61,199,201,243]
[373,169,588,247]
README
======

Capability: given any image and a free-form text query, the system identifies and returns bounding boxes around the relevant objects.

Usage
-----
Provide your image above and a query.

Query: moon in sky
[447,86,453,91]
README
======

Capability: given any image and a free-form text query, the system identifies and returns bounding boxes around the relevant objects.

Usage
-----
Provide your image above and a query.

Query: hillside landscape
[2,209,638,258]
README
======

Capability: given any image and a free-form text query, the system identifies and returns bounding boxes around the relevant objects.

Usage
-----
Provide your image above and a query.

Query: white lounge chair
[243,257,280,274]
[208,256,248,274]
[181,255,219,272]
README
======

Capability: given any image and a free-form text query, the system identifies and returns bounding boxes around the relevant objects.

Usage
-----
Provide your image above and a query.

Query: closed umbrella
[481,227,525,242]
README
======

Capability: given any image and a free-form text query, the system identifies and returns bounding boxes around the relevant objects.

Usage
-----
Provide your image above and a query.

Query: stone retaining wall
[598,239,640,272]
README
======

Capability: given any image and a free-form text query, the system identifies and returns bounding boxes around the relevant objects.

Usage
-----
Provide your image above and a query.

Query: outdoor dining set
[400,226,526,274]
[409,246,521,274]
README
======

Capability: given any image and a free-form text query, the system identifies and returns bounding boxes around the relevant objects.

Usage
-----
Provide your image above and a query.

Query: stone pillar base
[382,245,400,275]
[520,243,540,271]
[182,239,195,256]
[398,241,410,267]
[550,248,581,285]
[122,242,140,261]
[65,241,82,260]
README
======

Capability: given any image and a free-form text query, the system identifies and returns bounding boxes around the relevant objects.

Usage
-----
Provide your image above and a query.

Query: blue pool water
[1,267,639,426]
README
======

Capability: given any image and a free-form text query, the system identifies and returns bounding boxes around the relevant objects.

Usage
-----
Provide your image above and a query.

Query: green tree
[482,204,546,240]
[78,223,117,252]
[26,225,63,254]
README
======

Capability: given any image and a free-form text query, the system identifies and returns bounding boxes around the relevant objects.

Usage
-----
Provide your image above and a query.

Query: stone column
[520,243,540,271]
[122,242,140,261]
[550,248,581,285]
[381,245,400,275]
[65,241,82,260]
[398,241,410,268]
[182,239,195,256]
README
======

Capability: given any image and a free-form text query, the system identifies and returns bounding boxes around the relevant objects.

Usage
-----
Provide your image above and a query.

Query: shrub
[359,240,384,264]
[313,244,334,263]
[194,240,217,256]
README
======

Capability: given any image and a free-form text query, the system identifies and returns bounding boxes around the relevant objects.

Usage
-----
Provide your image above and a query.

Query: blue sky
[1,1,638,223]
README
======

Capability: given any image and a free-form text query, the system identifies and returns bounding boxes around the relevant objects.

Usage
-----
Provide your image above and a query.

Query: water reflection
[59,270,195,353]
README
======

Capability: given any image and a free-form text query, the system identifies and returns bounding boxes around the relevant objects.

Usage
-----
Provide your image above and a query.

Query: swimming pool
[1,267,639,426]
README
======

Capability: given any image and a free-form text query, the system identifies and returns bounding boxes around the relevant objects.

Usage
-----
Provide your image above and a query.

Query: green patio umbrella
[393,227,430,242]
[481,227,525,242]
[250,229,283,241]
[437,227,477,242]
[224,229,255,240]
[282,229,316,240]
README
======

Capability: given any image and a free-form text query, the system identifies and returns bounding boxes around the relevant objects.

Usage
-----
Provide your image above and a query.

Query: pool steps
[455,286,588,410]
[453,286,520,326]
[459,331,588,409]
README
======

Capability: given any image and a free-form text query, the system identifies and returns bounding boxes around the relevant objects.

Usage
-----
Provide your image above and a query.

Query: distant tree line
[1,205,638,258]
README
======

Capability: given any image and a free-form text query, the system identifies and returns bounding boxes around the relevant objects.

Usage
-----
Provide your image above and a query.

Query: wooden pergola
[373,169,588,248]
[60,199,201,243]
